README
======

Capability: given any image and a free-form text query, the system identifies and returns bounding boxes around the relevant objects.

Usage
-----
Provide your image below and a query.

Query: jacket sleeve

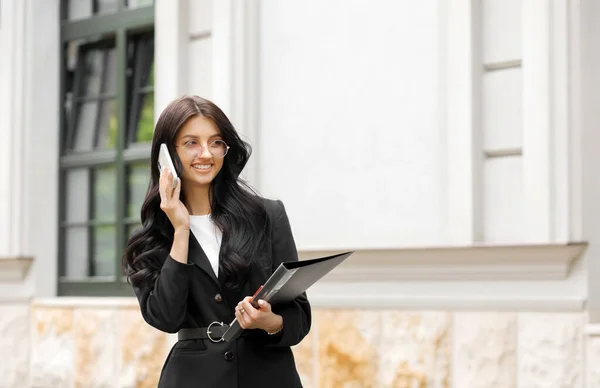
[132,254,194,333]
[265,200,312,347]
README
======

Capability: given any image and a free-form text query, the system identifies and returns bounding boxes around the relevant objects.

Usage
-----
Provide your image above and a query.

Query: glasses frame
[176,139,230,159]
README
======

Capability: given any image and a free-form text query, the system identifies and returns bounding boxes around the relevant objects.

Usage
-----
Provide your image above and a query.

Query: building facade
[1,0,600,387]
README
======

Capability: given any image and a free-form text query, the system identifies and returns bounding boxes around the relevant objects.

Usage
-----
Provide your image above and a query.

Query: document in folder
[221,251,354,342]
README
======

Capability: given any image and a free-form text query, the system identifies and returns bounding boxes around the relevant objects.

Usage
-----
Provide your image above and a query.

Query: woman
[123,96,311,388]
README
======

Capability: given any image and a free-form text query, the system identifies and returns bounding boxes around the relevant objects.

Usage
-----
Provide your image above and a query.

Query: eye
[184,139,199,147]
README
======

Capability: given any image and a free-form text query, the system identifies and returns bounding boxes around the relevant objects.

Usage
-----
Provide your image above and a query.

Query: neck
[183,184,212,215]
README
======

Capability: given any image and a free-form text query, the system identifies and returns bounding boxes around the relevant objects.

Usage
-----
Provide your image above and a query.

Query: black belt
[178,322,230,343]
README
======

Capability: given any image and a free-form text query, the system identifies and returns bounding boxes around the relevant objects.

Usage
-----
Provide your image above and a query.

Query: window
[58,0,154,296]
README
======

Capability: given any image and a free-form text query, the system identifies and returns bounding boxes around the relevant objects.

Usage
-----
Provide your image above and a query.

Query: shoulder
[259,197,286,220]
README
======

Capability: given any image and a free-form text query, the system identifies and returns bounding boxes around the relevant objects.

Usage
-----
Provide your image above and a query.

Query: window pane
[74,101,98,151]
[135,92,154,143]
[65,168,90,222]
[81,46,116,97]
[65,227,88,277]
[127,163,150,218]
[102,48,117,95]
[67,0,119,19]
[141,62,154,88]
[127,32,154,145]
[128,0,154,9]
[96,0,119,15]
[93,226,116,277]
[81,50,103,96]
[93,165,117,222]
[67,0,92,21]
[63,94,73,147]
[96,99,118,149]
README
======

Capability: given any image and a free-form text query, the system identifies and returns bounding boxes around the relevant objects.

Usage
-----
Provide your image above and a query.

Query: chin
[190,178,214,187]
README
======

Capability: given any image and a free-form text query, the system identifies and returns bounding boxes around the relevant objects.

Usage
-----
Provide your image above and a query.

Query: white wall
[187,0,213,99]
[256,0,575,251]
[0,0,60,298]
[258,0,443,250]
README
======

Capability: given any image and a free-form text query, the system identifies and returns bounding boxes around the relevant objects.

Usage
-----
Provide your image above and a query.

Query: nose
[195,144,213,159]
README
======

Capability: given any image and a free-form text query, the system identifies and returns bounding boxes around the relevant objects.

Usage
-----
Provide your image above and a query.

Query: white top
[189,214,222,278]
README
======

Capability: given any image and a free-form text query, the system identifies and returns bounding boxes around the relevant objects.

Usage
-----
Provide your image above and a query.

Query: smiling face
[174,115,225,189]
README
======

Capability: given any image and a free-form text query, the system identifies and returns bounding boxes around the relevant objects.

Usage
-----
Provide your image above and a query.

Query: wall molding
[0,256,33,281]
[298,242,588,281]
[307,294,585,311]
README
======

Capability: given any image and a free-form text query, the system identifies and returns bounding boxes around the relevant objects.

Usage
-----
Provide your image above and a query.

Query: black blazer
[132,198,311,388]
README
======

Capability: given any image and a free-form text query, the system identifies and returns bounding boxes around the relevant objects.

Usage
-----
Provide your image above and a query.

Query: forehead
[176,115,221,140]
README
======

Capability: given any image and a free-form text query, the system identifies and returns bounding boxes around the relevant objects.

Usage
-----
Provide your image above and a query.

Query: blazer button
[224,351,234,361]
[214,293,223,303]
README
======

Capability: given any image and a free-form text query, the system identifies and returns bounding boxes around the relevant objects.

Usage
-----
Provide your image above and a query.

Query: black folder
[221,251,354,342]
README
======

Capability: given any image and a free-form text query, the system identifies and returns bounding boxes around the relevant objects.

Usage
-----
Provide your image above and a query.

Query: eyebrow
[179,133,222,140]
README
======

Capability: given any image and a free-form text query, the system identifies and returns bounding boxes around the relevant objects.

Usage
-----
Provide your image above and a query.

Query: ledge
[0,256,34,281]
[585,324,600,336]
[298,242,588,281]
[33,297,139,309]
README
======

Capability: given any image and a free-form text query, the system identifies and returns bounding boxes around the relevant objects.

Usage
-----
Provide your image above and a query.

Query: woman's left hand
[235,296,283,333]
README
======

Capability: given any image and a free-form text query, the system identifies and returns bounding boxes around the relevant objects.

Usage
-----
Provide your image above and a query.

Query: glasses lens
[210,140,228,158]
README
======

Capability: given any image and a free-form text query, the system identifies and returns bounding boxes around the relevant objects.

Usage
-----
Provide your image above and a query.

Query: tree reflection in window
[127,32,155,145]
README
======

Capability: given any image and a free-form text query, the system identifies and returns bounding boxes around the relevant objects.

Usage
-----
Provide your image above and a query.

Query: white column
[579,0,600,323]
[521,0,551,243]
[0,0,32,282]
[550,0,571,244]
[212,0,260,187]
[443,0,480,245]
[26,0,61,297]
[0,0,15,260]
[155,0,189,115]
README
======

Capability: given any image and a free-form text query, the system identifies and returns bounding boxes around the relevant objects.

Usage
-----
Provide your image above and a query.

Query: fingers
[257,299,272,312]
[235,311,247,329]
[241,299,258,319]
[172,175,181,199]
[235,297,273,330]
[159,169,178,208]
[235,304,252,328]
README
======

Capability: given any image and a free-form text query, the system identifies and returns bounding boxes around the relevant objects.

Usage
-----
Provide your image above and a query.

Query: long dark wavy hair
[123,96,269,291]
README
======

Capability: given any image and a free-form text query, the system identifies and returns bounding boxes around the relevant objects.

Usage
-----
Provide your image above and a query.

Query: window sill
[0,256,33,281]
[298,242,588,282]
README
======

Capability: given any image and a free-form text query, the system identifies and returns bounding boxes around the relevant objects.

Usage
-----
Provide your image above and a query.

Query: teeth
[193,165,211,170]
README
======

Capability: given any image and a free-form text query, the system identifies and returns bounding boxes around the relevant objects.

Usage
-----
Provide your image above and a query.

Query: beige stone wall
[0,302,598,388]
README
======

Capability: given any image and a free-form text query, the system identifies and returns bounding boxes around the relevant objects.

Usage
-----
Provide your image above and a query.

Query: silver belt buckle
[206,321,225,343]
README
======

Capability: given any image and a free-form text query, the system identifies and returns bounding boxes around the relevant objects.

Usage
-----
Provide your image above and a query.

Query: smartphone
[158,143,179,187]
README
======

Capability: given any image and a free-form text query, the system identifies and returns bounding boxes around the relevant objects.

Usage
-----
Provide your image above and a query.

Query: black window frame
[58,0,155,296]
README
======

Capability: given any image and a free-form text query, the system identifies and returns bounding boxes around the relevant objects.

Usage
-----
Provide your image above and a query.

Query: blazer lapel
[188,231,221,290]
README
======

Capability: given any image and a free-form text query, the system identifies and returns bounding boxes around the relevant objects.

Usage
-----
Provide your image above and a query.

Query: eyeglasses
[176,139,230,158]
